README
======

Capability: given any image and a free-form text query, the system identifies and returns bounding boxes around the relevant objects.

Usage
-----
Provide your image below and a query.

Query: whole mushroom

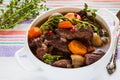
[71,55,84,68]
[92,33,103,47]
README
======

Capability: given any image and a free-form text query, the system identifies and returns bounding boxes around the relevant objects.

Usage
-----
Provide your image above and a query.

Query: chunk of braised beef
[52,59,72,68]
[45,33,60,40]
[77,10,87,18]
[36,43,48,60]
[85,50,105,65]
[77,10,90,21]
[85,26,93,32]
[49,40,70,53]
[55,29,72,39]
[51,48,71,59]
[56,28,93,41]
[28,37,43,48]
[28,37,43,55]
[45,33,70,53]
[82,16,90,21]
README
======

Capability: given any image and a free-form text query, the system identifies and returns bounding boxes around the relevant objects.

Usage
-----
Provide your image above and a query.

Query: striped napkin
[0,0,120,58]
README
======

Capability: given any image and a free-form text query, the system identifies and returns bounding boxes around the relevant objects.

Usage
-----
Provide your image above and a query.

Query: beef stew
[28,9,110,68]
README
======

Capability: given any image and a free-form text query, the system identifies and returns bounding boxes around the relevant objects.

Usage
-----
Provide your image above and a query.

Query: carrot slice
[28,27,42,39]
[68,40,87,55]
[58,21,73,29]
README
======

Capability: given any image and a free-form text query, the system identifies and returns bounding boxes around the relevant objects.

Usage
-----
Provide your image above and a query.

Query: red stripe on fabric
[0,39,24,42]
[0,30,26,35]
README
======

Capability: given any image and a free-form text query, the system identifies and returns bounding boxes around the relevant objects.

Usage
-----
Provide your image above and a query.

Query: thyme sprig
[40,3,99,33]
[40,15,99,34]
[83,3,97,19]
[40,16,68,31]
[43,53,61,64]
[70,18,99,34]
[0,0,49,29]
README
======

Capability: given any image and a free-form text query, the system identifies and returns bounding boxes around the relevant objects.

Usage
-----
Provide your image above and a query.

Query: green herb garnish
[40,3,99,34]
[40,16,68,31]
[43,53,61,64]
[83,3,97,19]
[70,18,99,34]
[0,0,49,29]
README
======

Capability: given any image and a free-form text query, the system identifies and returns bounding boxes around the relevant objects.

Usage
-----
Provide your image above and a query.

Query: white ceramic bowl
[16,7,116,80]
